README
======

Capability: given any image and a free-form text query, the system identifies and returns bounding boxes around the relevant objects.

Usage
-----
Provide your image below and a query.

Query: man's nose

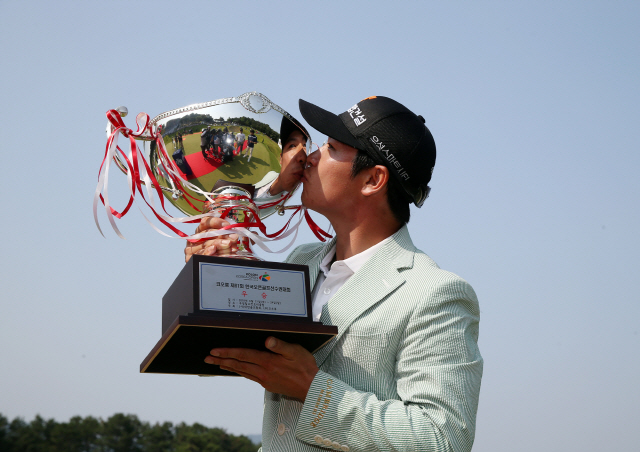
[306,149,320,166]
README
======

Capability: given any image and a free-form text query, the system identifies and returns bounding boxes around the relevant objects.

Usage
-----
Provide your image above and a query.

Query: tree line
[226,117,280,142]
[163,113,220,135]
[0,413,258,452]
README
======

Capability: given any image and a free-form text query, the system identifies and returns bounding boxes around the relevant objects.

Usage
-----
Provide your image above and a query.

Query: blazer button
[314,435,324,444]
[332,441,341,449]
[277,423,286,435]
[323,438,333,447]
[341,446,350,452]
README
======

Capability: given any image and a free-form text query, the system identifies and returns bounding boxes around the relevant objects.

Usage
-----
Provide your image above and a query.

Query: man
[221,127,235,162]
[235,127,246,155]
[244,128,258,160]
[172,145,193,177]
[254,117,308,199]
[200,126,211,159]
[185,96,482,452]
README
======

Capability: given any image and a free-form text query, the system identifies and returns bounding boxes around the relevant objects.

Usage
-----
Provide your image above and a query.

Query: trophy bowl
[146,92,310,220]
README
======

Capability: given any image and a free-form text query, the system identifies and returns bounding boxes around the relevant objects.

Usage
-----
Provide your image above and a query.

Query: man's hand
[205,337,319,401]
[184,216,239,263]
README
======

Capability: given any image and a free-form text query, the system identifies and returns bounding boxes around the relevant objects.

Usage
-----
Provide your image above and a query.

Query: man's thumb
[266,336,286,354]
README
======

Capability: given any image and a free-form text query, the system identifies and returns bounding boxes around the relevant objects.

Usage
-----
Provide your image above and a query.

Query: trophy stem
[207,185,262,261]
[234,236,259,260]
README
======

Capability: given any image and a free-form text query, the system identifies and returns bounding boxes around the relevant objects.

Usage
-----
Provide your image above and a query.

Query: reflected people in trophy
[243,129,257,160]
[254,117,308,199]
[171,146,193,177]
[235,127,246,155]
[200,126,212,158]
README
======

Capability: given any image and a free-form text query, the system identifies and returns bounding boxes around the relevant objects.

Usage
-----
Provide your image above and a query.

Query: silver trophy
[98,92,337,376]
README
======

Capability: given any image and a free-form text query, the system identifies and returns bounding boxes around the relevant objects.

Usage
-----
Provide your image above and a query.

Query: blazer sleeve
[294,277,483,452]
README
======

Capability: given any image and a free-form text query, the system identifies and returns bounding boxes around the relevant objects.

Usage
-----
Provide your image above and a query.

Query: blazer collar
[313,224,416,365]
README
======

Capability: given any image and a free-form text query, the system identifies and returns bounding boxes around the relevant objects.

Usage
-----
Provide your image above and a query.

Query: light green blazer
[259,225,482,452]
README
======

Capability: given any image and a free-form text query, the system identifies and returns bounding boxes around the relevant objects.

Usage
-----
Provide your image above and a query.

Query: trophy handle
[105,107,183,199]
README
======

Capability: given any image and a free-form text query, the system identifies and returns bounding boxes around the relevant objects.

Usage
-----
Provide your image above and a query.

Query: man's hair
[351,149,411,224]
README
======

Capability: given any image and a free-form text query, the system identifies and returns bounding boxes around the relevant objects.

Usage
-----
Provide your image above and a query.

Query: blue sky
[1,1,638,450]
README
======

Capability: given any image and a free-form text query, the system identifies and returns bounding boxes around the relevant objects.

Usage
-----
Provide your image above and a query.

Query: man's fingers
[186,237,235,256]
[185,214,241,266]
[204,352,269,382]
[189,237,228,251]
[209,347,268,364]
[197,217,230,233]
[202,238,218,248]
[208,357,265,380]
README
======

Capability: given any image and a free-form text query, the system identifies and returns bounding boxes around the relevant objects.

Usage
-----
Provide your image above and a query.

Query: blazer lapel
[284,237,336,294]
[307,239,335,292]
[314,226,416,366]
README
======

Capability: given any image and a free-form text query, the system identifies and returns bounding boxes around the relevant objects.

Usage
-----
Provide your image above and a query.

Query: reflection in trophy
[201,118,308,259]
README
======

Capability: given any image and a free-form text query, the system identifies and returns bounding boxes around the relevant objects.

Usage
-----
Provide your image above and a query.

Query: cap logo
[347,104,367,127]
[369,136,410,181]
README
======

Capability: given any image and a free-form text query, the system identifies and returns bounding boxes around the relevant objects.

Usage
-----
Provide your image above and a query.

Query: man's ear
[361,165,390,198]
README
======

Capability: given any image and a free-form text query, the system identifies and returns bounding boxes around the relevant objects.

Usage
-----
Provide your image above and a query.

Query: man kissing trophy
[95,92,337,377]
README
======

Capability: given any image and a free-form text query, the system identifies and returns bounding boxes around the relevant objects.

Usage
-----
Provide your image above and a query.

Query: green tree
[175,422,220,452]
[4,415,54,452]
[49,415,101,452]
[140,421,175,452]
[100,413,145,452]
[0,413,258,452]
[0,414,11,452]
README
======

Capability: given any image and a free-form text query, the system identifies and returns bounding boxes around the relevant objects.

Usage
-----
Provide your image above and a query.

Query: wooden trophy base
[140,315,337,376]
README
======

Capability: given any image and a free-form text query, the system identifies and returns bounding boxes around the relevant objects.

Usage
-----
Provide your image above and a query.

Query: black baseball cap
[299,96,436,207]
[280,115,311,145]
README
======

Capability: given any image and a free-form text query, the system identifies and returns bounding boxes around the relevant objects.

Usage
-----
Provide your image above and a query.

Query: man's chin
[300,186,310,207]
[300,190,320,212]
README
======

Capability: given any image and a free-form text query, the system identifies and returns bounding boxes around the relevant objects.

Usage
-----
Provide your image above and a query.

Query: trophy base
[140,315,338,376]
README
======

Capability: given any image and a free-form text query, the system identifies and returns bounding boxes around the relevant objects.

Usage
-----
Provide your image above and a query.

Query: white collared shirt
[311,236,392,321]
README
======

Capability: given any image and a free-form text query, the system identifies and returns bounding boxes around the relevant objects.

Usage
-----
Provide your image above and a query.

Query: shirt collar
[319,235,393,277]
